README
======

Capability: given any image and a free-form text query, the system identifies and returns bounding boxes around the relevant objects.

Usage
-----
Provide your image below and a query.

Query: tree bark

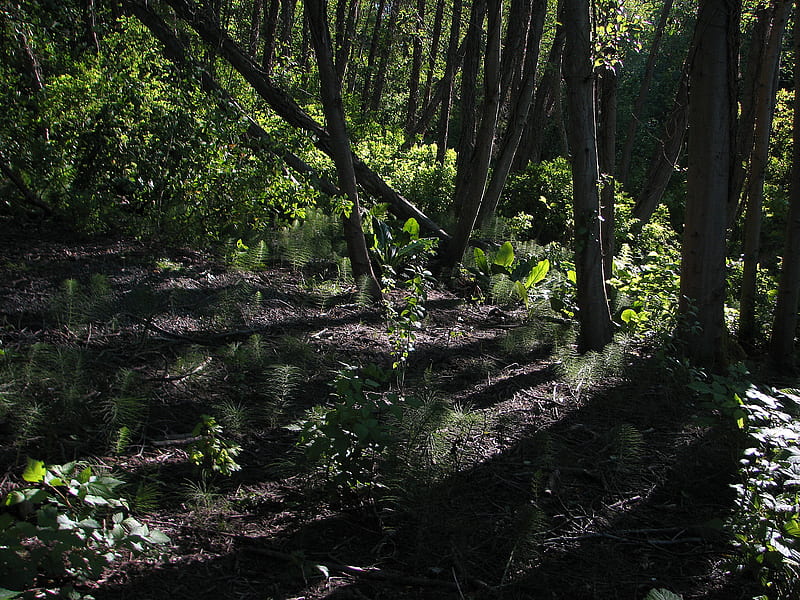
[456,0,487,175]
[597,65,616,284]
[738,0,790,349]
[618,0,674,188]
[563,0,613,353]
[476,0,546,227]
[335,0,360,81]
[513,3,565,171]
[261,0,280,72]
[360,0,386,112]
[632,60,689,223]
[440,0,502,272]
[306,0,382,301]
[769,0,800,370]
[405,0,425,133]
[679,0,739,370]
[247,0,263,56]
[370,0,401,113]
[421,0,445,113]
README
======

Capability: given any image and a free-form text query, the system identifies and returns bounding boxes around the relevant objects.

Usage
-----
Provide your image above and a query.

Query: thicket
[2,1,800,598]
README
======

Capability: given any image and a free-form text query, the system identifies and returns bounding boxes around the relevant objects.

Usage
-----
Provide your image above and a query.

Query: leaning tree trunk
[769,0,800,371]
[564,0,612,353]
[679,0,739,370]
[738,0,790,349]
[306,0,382,302]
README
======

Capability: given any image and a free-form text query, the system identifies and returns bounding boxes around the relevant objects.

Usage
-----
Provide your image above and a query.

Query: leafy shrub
[291,364,400,491]
[188,415,242,477]
[1,459,169,598]
[729,386,800,598]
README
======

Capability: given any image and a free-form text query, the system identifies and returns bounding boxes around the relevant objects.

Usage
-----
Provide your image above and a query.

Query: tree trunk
[476,0,545,227]
[456,0,487,175]
[513,3,565,171]
[597,65,616,284]
[563,0,612,353]
[369,0,401,112]
[306,0,382,302]
[769,0,800,370]
[737,0,790,348]
[360,0,386,112]
[632,60,689,223]
[247,0,263,56]
[405,0,425,133]
[151,0,450,240]
[618,0,673,188]
[335,0,360,81]
[440,0,502,272]
[679,0,739,370]
[421,0,445,112]
[261,0,280,72]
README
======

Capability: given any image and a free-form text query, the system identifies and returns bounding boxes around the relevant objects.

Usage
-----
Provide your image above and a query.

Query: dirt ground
[0,226,763,599]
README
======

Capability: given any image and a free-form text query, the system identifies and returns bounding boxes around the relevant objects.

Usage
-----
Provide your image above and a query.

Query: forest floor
[0,228,765,600]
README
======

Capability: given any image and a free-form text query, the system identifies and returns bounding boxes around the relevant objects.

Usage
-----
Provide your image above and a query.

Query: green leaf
[620,308,637,324]
[493,242,515,269]
[644,590,683,600]
[402,218,420,240]
[474,247,489,274]
[22,458,46,483]
[783,517,800,538]
[525,259,550,288]
[513,280,529,307]
[0,588,22,600]
[567,270,577,284]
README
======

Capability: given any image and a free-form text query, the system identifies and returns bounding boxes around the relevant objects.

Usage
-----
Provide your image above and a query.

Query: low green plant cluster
[188,415,242,477]
[729,386,800,599]
[291,364,400,492]
[467,241,549,307]
[1,459,169,599]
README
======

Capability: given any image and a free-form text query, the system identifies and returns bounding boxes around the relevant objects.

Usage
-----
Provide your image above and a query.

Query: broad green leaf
[402,218,420,240]
[22,458,46,483]
[567,270,577,284]
[620,308,637,323]
[525,259,550,288]
[493,241,515,269]
[474,247,489,274]
[513,280,529,307]
[783,518,800,538]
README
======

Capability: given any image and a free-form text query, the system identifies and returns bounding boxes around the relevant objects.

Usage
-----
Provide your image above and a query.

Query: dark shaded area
[0,229,758,599]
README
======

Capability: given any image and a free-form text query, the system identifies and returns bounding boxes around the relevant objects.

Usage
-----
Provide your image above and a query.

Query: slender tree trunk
[248,0,263,56]
[563,0,612,353]
[262,0,280,72]
[632,60,689,222]
[405,0,425,133]
[769,0,800,370]
[421,0,445,111]
[513,3,565,171]
[360,0,386,112]
[679,0,739,370]
[370,0,401,112]
[597,65,616,283]
[739,0,790,348]
[440,0,502,272]
[618,0,673,187]
[279,0,295,48]
[476,0,545,227]
[456,0,486,175]
[729,6,771,227]
[335,0,360,81]
[306,0,382,302]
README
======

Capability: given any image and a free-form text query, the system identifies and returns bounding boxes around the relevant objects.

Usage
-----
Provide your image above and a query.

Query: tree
[678,0,739,370]
[769,0,800,371]
[738,0,790,348]
[563,0,613,352]
[306,0,382,302]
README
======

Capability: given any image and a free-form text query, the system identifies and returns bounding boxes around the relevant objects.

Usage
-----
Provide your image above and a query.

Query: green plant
[729,386,800,598]
[291,364,400,491]
[468,242,550,307]
[366,215,438,284]
[188,415,242,477]
[0,459,169,598]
